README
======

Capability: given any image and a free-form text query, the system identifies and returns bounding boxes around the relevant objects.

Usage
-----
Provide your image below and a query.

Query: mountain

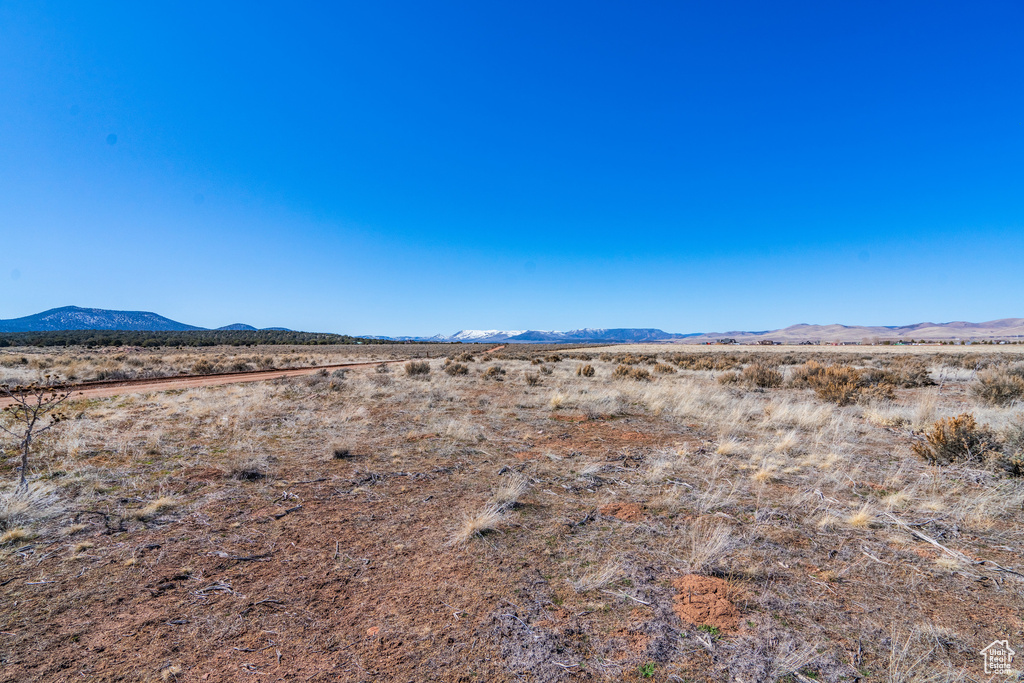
[510,328,694,343]
[0,307,289,333]
[382,320,1024,344]
[6,307,1021,343]
[0,306,203,333]
[403,328,693,344]
[678,318,1024,344]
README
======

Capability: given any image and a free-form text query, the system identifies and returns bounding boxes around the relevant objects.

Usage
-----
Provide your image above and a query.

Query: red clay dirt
[671,575,740,633]
[598,502,645,522]
[0,360,407,408]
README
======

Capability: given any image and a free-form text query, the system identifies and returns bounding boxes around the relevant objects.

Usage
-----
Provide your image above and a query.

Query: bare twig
[600,589,651,605]
[240,599,284,616]
[272,505,303,520]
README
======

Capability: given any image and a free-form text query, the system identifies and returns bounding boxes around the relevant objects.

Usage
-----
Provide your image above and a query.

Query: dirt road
[0,359,407,408]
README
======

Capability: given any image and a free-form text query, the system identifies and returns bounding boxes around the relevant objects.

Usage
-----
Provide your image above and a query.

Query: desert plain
[2,343,1024,682]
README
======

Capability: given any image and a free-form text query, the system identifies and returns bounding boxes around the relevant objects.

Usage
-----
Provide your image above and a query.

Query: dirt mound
[599,502,644,522]
[671,574,739,633]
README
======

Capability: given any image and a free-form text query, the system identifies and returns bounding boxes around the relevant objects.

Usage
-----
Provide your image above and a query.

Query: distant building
[756,340,776,346]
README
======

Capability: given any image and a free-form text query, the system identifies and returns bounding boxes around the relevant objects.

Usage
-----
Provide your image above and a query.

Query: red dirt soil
[0,360,407,408]
[671,575,740,633]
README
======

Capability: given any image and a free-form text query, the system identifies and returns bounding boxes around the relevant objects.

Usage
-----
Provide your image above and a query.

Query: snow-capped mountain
[415,328,690,344]
[437,330,527,343]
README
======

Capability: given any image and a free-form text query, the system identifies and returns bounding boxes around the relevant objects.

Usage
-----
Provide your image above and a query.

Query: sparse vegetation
[0,379,73,486]
[1,343,1023,681]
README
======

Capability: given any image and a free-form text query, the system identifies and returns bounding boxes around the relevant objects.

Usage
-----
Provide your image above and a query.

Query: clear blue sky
[1,1,1022,335]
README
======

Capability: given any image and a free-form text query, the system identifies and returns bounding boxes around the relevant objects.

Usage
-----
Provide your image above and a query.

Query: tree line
[0,330,405,348]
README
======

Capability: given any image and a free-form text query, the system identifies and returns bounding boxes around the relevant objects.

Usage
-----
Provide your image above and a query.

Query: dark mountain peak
[0,306,203,333]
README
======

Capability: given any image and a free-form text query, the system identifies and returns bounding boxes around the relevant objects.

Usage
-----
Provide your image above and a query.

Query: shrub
[653,363,676,374]
[332,446,354,459]
[717,371,741,385]
[545,354,562,363]
[911,413,997,466]
[789,360,825,388]
[375,363,390,374]
[613,364,651,381]
[539,365,553,375]
[972,368,1024,406]
[1005,417,1024,459]
[739,362,782,388]
[885,357,935,388]
[404,361,430,377]
[445,362,469,376]
[524,372,541,386]
[483,365,506,380]
[576,364,595,378]
[807,365,863,406]
[192,359,218,375]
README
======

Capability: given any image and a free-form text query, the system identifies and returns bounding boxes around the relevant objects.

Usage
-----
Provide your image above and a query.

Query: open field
[2,345,1024,681]
[0,344,451,389]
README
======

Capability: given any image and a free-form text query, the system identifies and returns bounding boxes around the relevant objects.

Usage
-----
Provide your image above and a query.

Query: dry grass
[0,482,63,529]
[3,343,1024,681]
[673,517,734,572]
[131,496,177,520]
[452,505,506,544]
[0,527,31,544]
[491,472,530,508]
[572,561,620,593]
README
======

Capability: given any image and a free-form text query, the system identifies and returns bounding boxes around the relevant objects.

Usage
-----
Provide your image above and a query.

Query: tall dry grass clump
[452,505,506,544]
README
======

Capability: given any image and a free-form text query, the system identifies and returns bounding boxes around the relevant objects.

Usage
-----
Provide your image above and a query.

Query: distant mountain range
[678,319,1024,344]
[392,328,697,344]
[2,307,1022,343]
[0,307,291,333]
[374,319,1024,344]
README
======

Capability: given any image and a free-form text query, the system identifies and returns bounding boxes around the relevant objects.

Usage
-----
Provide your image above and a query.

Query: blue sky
[1,1,1022,335]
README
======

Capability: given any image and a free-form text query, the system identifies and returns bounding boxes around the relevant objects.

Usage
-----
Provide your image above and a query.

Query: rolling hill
[0,307,288,333]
